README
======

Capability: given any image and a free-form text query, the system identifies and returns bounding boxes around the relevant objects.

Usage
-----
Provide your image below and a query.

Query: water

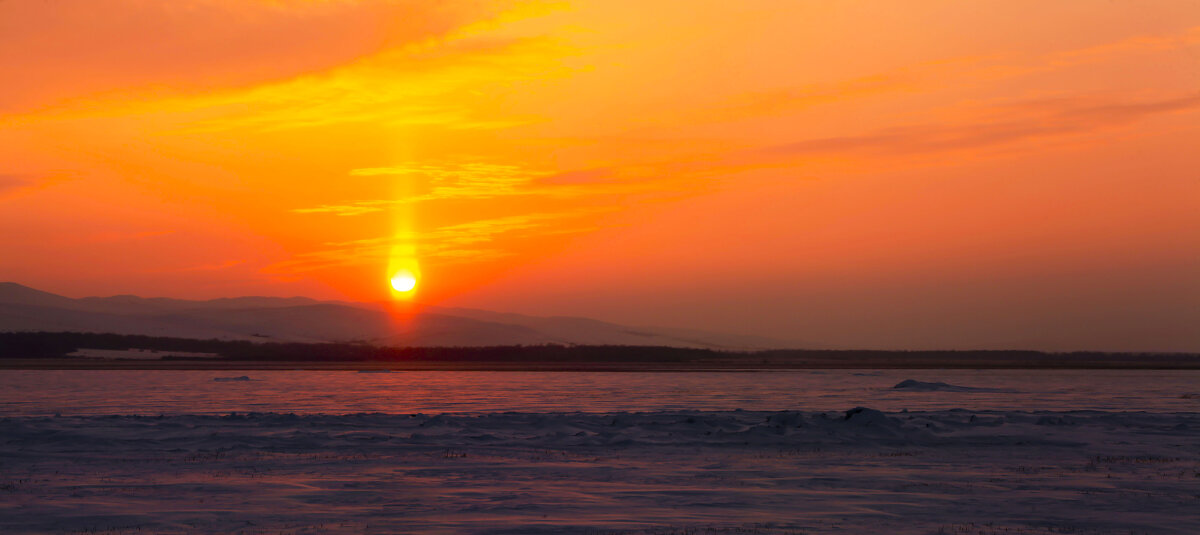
[3,369,1197,416]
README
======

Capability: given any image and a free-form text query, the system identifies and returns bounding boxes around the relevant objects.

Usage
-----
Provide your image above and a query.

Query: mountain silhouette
[0,282,792,349]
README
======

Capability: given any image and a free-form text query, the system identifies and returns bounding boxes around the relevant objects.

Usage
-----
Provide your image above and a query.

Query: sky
[2,0,1198,351]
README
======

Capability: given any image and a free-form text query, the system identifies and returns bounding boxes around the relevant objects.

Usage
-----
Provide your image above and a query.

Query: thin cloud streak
[0,0,499,114]
[293,161,699,217]
[0,171,78,199]
[266,210,614,275]
[762,93,1200,158]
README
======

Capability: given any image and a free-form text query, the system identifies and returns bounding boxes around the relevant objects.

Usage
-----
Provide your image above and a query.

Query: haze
[2,1,1198,351]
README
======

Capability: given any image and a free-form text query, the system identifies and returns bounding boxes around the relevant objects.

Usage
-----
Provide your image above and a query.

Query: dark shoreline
[5,358,1200,371]
[4,332,1198,370]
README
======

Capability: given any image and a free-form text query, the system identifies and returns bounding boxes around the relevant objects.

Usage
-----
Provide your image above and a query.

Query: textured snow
[2,408,1198,534]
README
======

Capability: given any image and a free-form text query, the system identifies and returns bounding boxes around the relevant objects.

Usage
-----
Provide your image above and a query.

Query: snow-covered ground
[4,369,1200,416]
[3,407,1198,534]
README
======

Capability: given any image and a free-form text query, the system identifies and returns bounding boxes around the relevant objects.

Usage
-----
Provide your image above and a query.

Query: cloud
[282,90,1200,276]
[177,259,247,272]
[702,69,928,123]
[0,171,76,198]
[354,162,546,200]
[293,161,687,217]
[536,168,615,185]
[292,204,387,217]
[86,229,178,244]
[0,0,499,113]
[292,163,549,216]
[1048,25,1200,67]
[763,93,1200,158]
[0,174,36,195]
[180,32,565,134]
[699,25,1200,129]
[2,4,569,138]
[265,210,612,275]
[649,24,1200,135]
[955,25,1200,85]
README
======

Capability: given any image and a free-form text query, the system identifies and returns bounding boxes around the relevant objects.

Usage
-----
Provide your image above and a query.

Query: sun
[390,270,417,293]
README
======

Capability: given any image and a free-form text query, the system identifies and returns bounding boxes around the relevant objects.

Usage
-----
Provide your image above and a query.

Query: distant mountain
[0,282,80,309]
[424,306,794,349]
[0,283,793,349]
[75,294,322,314]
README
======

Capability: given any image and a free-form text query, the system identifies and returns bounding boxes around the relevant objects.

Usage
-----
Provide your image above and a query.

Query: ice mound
[843,406,890,425]
[892,379,1001,392]
[213,376,253,382]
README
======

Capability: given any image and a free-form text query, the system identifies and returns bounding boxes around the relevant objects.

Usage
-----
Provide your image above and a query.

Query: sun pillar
[387,156,420,301]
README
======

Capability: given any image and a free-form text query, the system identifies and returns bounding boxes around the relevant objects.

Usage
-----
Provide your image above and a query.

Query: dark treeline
[1,331,1198,368]
[0,331,713,362]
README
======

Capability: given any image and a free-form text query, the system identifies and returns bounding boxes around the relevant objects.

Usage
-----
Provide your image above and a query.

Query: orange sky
[2,0,1198,351]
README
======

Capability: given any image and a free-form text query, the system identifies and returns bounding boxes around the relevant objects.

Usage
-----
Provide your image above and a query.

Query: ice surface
[2,408,1198,534]
[3,370,1198,533]
[892,379,1005,392]
[7,369,1200,417]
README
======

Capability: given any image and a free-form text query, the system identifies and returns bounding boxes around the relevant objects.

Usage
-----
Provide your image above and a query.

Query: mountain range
[0,282,792,349]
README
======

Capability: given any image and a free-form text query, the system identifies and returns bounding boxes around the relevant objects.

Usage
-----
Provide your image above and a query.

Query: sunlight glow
[390,270,417,293]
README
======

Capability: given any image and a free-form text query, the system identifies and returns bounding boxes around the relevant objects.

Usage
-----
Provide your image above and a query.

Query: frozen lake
[2,370,1198,534]
[3,369,1199,416]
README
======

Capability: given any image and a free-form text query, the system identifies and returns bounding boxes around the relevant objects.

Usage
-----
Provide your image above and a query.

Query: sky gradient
[2,0,1198,351]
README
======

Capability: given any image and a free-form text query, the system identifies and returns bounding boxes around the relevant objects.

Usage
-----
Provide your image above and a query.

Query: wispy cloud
[763,93,1200,158]
[292,204,389,216]
[292,162,549,216]
[0,170,77,199]
[266,210,613,275]
[1047,26,1200,67]
[3,14,570,135]
[696,25,1200,129]
[700,63,944,122]
[292,160,695,217]
[951,25,1200,85]
[86,229,177,244]
[353,162,547,200]
[175,259,246,272]
[0,174,37,196]
[0,0,507,114]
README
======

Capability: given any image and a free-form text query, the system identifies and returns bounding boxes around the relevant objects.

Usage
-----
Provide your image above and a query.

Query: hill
[0,283,789,349]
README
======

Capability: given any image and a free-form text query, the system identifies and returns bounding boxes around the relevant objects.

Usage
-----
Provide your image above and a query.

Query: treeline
[1,331,1198,368]
[0,331,716,362]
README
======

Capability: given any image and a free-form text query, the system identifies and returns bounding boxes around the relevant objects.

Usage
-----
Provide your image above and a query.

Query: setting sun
[390,271,417,293]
